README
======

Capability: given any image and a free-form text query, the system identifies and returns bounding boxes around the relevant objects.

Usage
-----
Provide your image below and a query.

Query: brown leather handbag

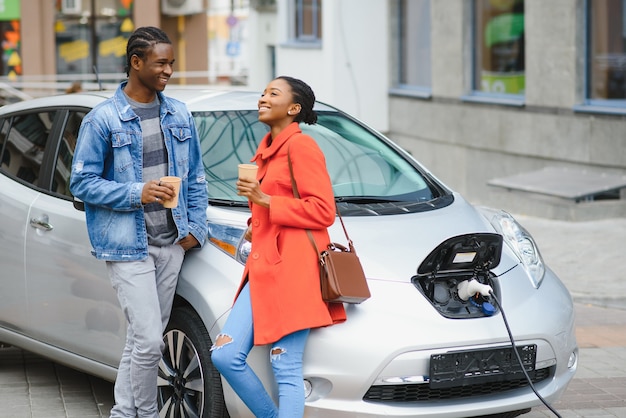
[288,150,371,304]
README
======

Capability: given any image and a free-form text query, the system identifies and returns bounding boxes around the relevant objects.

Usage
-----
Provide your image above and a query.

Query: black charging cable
[489,290,562,418]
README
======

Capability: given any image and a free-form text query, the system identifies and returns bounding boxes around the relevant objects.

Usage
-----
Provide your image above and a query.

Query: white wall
[248,0,389,132]
[246,9,278,90]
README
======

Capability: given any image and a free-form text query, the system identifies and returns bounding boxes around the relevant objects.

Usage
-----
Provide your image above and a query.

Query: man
[70,26,208,418]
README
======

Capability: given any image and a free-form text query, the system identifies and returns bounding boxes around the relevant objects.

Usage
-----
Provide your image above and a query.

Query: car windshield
[195,110,452,215]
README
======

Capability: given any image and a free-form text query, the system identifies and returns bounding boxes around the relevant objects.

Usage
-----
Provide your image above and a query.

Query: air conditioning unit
[162,0,204,16]
[250,0,277,12]
[61,0,82,15]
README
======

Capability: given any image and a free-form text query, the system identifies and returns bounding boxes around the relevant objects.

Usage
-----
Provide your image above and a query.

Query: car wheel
[158,306,229,418]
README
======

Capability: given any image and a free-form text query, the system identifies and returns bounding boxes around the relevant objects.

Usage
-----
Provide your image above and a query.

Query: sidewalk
[0,344,113,417]
[0,214,625,417]
[515,214,626,310]
[515,214,626,417]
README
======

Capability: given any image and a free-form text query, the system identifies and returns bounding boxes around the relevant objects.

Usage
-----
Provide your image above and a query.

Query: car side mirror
[73,197,85,211]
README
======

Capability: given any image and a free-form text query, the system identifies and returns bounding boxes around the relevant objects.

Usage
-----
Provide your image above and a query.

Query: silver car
[0,88,577,418]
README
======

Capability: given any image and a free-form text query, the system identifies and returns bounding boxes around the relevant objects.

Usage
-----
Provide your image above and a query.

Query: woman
[211,76,346,417]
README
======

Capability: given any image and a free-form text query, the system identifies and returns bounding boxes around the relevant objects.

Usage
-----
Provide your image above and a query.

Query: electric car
[0,88,577,417]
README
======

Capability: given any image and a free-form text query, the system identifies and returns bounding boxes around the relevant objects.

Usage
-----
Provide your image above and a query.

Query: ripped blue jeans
[210,283,310,418]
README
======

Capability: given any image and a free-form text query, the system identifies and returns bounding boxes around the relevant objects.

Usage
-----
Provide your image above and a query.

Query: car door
[23,109,124,367]
[0,115,40,334]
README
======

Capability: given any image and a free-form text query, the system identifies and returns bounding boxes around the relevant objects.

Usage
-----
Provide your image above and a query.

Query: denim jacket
[69,82,208,261]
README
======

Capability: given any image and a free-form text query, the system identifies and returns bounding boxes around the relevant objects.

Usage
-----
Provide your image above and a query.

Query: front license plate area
[429,344,537,389]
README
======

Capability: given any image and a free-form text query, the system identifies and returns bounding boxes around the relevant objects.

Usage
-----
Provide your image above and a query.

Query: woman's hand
[237,179,271,208]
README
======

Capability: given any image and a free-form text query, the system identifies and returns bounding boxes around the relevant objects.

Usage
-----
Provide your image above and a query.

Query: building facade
[386,0,626,219]
[247,0,626,219]
[3,0,626,218]
[4,0,210,92]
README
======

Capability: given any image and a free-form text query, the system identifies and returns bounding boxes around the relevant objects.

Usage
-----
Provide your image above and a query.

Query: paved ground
[515,215,626,418]
[0,213,625,417]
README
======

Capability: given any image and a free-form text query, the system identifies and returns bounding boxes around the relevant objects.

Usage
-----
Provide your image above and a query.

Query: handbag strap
[287,146,355,255]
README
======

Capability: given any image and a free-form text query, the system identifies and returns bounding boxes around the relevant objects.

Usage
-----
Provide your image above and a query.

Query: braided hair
[276,76,318,125]
[125,26,172,76]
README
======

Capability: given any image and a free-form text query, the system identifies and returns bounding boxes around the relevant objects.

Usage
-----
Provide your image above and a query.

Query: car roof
[0,86,337,114]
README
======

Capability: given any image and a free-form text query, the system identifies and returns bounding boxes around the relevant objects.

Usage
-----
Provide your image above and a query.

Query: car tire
[158,306,229,418]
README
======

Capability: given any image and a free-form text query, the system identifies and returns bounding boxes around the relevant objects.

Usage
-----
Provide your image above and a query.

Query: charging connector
[457,279,493,301]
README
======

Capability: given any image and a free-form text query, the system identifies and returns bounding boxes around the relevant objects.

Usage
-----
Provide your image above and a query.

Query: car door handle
[30,215,54,232]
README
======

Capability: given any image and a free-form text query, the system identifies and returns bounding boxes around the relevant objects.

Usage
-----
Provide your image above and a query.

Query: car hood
[329,194,516,282]
[208,193,517,283]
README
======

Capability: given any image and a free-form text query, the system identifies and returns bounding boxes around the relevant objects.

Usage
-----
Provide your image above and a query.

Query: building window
[293,0,321,43]
[0,0,21,78]
[55,0,134,77]
[473,0,525,96]
[396,0,431,91]
[587,0,626,106]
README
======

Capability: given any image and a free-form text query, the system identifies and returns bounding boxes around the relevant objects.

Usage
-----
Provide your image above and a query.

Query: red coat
[237,122,346,345]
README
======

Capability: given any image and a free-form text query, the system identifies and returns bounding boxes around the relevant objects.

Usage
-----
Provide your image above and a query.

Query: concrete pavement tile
[576,326,626,348]
[2,409,31,418]
[0,382,28,394]
[569,412,622,418]
[0,397,29,409]
[605,408,626,417]
[30,408,67,414]
[574,304,626,327]
[31,412,67,418]
[575,348,626,379]
[28,385,63,399]
[0,371,28,384]
[515,215,626,309]
[89,375,115,413]
[65,404,105,417]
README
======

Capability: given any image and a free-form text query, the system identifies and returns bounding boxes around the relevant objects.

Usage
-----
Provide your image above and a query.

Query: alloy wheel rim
[158,329,205,417]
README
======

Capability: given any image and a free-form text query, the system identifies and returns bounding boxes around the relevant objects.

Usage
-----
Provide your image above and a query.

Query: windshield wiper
[335,196,403,204]
[209,198,249,207]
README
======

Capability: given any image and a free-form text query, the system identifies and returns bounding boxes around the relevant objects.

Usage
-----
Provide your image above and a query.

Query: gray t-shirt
[126,93,177,246]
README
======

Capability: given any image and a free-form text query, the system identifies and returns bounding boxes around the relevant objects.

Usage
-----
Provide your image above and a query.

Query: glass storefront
[55,0,134,77]
[588,0,626,103]
[0,1,21,77]
[397,0,431,89]
[473,0,525,95]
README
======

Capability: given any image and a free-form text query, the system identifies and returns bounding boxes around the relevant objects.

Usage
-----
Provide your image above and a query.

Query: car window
[51,111,86,199]
[195,110,268,199]
[0,119,8,169]
[197,110,445,213]
[0,110,57,188]
[306,114,432,199]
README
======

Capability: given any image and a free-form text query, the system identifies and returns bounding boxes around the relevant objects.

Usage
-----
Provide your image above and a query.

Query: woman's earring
[288,111,292,115]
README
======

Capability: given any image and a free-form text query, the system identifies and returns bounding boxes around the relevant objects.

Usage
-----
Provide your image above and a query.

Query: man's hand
[141,180,175,205]
[178,234,199,252]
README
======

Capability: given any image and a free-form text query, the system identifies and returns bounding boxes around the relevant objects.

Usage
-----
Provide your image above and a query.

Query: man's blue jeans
[107,244,185,418]
[211,283,310,418]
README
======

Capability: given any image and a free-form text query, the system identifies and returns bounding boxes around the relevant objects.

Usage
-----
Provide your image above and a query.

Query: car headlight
[207,222,250,265]
[480,208,545,288]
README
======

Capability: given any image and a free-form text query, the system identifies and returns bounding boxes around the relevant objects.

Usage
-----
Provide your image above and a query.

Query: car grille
[363,367,552,402]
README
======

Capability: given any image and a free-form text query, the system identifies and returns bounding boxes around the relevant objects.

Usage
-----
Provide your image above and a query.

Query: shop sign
[59,40,90,62]
[0,0,19,20]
